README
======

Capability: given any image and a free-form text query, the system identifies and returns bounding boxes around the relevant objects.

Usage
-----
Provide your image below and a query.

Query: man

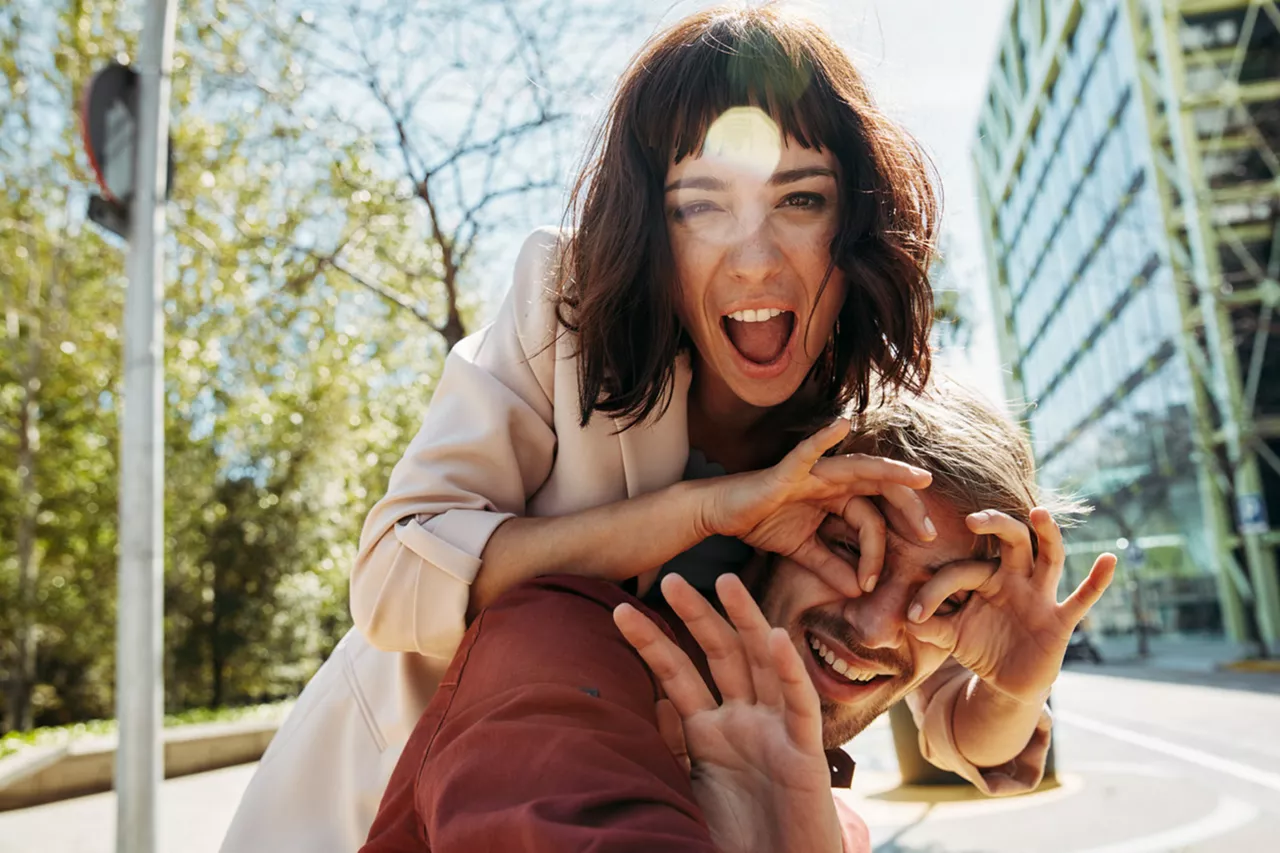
[361,385,1115,852]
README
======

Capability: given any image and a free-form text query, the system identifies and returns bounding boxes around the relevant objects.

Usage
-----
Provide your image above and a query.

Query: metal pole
[116,1,176,851]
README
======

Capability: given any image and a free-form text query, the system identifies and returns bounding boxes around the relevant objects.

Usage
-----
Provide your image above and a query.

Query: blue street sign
[1237,493,1270,535]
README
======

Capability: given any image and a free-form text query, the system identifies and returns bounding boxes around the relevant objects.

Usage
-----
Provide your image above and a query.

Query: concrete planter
[0,720,278,811]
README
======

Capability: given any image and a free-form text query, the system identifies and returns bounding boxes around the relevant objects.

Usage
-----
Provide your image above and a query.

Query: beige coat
[219,228,1050,853]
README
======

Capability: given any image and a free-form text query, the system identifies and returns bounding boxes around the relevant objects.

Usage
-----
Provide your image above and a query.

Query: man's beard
[795,609,916,750]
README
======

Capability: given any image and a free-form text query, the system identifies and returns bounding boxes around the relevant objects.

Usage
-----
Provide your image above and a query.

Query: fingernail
[923,517,937,539]
[908,603,924,623]
[863,574,878,594]
[970,511,989,524]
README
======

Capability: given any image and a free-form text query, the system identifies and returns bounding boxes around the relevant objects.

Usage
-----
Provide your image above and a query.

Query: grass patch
[0,701,294,762]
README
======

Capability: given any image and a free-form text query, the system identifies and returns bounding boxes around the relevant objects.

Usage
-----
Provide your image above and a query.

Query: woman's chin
[721,365,807,410]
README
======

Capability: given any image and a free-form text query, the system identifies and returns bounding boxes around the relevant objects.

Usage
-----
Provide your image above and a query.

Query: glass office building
[974,0,1280,649]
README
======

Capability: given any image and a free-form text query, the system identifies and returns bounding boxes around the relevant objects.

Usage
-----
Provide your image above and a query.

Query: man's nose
[724,214,784,282]
[841,583,911,650]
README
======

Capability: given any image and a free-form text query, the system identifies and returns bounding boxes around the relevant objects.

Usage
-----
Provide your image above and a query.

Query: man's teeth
[808,636,882,684]
[728,308,784,323]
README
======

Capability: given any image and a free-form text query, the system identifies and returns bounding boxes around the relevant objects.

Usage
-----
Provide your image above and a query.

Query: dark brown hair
[557,3,940,429]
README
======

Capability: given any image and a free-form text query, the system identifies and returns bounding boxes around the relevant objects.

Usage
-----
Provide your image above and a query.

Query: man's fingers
[654,698,691,775]
[659,574,756,703]
[908,560,997,623]
[716,574,783,707]
[1061,553,1117,624]
[967,510,1034,576]
[767,627,824,753]
[1030,508,1065,592]
[905,613,959,649]
[613,602,717,718]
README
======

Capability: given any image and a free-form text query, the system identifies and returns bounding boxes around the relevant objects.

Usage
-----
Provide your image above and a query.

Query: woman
[222,6,989,851]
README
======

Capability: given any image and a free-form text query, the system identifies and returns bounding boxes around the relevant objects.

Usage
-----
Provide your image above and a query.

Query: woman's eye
[778,192,827,211]
[672,201,720,221]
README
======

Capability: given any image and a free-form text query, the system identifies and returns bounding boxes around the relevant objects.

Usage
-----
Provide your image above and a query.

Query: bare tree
[246,0,646,350]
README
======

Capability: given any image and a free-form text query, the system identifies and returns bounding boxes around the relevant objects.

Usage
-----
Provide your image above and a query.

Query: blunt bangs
[633,16,838,166]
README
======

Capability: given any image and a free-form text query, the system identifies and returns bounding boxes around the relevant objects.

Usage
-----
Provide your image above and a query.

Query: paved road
[848,664,1280,852]
[2,665,1278,852]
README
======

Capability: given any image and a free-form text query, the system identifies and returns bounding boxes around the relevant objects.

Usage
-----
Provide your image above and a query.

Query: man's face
[758,491,983,749]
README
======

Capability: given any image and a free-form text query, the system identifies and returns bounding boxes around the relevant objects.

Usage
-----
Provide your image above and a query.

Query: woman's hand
[905,507,1116,706]
[699,418,935,599]
[613,573,842,853]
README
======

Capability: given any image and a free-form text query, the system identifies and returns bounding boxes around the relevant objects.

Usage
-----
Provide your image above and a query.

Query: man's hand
[906,507,1116,705]
[613,574,843,853]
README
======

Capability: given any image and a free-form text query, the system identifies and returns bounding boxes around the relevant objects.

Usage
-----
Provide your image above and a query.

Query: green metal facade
[973,0,1280,651]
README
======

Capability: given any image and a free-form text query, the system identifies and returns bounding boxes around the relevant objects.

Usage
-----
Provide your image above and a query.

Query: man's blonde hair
[839,381,1088,556]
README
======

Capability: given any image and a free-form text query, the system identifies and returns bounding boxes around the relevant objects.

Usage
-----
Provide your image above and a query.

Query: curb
[1221,659,1280,674]
[0,720,278,812]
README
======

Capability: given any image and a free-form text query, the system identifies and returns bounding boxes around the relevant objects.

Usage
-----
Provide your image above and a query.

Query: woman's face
[665,109,845,409]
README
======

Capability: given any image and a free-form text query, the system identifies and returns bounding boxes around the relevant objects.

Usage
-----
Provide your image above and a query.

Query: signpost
[81,2,178,852]
[80,62,174,239]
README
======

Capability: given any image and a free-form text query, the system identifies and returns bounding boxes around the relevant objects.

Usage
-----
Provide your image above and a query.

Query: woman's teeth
[727,308,784,322]
[809,636,882,684]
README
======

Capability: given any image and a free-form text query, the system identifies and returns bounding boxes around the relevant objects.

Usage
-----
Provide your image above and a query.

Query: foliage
[0,699,294,762]
[0,0,442,732]
[1,0,644,735]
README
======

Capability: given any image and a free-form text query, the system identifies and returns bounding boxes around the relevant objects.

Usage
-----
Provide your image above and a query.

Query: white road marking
[1069,795,1258,853]
[1057,710,1280,794]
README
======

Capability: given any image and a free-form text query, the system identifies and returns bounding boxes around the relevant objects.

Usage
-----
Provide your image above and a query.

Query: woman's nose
[724,215,783,281]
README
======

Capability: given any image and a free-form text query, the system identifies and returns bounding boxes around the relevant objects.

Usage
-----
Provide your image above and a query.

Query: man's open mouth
[722,308,796,365]
[805,632,895,689]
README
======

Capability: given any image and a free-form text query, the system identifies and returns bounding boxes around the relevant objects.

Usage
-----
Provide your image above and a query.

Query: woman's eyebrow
[769,167,837,186]
[664,167,835,192]
[664,175,728,192]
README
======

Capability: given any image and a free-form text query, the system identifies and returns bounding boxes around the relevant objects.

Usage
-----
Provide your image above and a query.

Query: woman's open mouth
[721,308,796,374]
[802,631,895,703]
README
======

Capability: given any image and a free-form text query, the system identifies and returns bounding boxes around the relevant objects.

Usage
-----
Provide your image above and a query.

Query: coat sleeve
[905,659,1053,796]
[349,227,566,657]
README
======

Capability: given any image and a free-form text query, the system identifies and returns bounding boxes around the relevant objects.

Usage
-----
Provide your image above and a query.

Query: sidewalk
[1092,634,1273,672]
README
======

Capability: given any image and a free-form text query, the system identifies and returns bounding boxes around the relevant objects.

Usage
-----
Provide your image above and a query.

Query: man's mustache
[797,610,913,675]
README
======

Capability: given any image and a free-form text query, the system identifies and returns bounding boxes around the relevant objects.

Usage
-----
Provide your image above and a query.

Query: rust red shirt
[361,575,870,853]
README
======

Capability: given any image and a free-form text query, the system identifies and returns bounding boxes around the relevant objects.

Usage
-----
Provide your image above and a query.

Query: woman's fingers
[778,418,852,480]
[788,535,862,599]
[655,698,691,774]
[967,510,1034,576]
[878,482,936,543]
[812,453,933,491]
[1029,508,1065,593]
[716,574,783,707]
[1061,553,1117,624]
[767,627,825,753]
[812,456,934,542]
[908,560,998,624]
[613,602,717,718]
[659,574,756,703]
[833,498,886,593]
